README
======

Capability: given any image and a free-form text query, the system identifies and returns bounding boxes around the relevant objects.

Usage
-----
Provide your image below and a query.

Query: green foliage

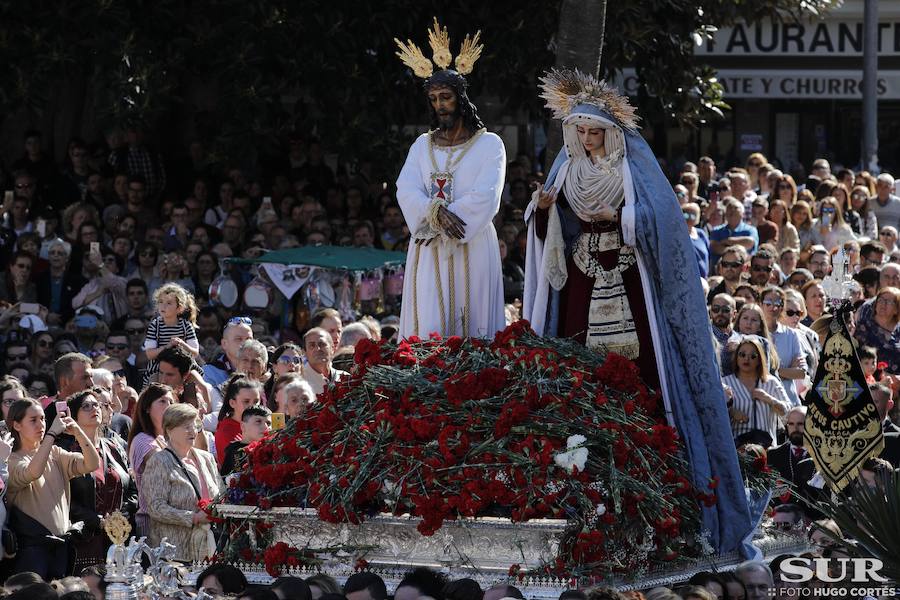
[0,0,832,170]
[810,469,900,581]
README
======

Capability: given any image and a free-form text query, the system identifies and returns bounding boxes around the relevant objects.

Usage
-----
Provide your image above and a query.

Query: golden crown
[394,17,484,79]
[538,68,640,132]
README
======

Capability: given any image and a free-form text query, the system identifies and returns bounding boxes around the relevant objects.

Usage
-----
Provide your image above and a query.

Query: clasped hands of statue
[416,205,467,246]
[534,182,617,222]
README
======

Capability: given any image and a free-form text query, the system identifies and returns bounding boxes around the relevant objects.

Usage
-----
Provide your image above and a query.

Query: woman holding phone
[5,398,100,579]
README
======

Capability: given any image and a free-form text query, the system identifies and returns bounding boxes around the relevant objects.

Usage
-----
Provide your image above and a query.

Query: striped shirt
[723,373,792,443]
[142,316,199,386]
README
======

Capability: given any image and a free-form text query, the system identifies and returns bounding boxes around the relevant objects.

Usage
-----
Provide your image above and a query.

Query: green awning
[229,245,406,271]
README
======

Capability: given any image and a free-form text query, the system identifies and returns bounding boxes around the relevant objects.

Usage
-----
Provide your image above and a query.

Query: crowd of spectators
[0,553,879,600]
[686,153,900,497]
[0,125,898,596]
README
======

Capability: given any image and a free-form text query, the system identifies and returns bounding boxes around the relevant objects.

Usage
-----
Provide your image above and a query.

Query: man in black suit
[870,383,900,467]
[768,406,815,508]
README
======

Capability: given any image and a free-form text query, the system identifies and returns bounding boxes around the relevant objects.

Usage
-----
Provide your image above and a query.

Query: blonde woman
[745,152,767,190]
[724,303,780,378]
[810,196,855,252]
[855,171,877,197]
[143,403,221,563]
[854,286,900,374]
[768,199,799,252]
[790,201,816,260]
[848,185,878,239]
[722,336,791,446]
[772,174,798,206]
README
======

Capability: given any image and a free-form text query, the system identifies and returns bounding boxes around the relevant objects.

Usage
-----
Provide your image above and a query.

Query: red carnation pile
[214,321,710,580]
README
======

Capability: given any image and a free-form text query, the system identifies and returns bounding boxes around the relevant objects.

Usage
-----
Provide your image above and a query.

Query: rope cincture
[431,244,447,335]
[412,243,422,336]
[462,243,471,337]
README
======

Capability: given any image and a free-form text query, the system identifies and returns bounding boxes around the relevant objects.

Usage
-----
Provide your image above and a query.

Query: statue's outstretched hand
[534,183,558,209]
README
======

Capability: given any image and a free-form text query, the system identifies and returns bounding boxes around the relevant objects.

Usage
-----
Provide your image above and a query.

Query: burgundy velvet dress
[536,197,660,391]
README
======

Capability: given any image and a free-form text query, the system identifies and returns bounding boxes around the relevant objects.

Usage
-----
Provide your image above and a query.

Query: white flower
[595,503,606,516]
[554,434,589,473]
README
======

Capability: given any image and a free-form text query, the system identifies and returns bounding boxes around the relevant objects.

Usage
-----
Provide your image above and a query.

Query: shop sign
[616,69,900,100]
[697,20,900,56]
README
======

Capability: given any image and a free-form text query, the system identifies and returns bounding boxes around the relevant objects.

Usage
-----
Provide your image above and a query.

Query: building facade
[618,0,900,175]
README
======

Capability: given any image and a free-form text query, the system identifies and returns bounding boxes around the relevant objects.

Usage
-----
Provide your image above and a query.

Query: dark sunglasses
[751,265,773,273]
[710,305,732,314]
[106,343,129,350]
[720,260,744,269]
[785,309,803,317]
[37,340,53,348]
[113,369,128,378]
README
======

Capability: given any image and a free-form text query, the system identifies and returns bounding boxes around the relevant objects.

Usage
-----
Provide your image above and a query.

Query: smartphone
[3,191,12,206]
[271,412,286,430]
[182,382,198,407]
[55,401,69,419]
[36,219,46,238]
[90,242,100,255]
[19,303,40,314]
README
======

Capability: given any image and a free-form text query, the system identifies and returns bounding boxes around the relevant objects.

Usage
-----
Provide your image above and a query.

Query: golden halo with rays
[538,68,640,132]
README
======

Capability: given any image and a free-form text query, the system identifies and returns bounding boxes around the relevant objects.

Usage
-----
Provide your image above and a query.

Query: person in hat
[394,19,506,339]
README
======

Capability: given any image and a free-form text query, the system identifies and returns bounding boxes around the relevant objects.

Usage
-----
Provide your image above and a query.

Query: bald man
[768,406,816,508]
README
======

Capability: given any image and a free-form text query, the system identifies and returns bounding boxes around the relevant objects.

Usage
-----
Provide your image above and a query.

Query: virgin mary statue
[523,69,753,556]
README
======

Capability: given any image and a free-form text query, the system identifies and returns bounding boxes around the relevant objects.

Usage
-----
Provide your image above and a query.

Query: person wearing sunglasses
[709,293,740,374]
[29,332,54,371]
[744,152,767,191]
[722,336,790,447]
[747,247,777,287]
[854,286,900,375]
[706,245,749,303]
[57,388,137,571]
[264,343,303,403]
[760,286,807,406]
[780,289,820,381]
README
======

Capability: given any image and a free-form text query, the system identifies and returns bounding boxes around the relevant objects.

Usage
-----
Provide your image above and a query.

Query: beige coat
[142,447,221,563]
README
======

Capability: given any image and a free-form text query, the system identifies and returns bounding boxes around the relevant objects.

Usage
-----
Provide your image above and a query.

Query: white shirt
[723,373,791,443]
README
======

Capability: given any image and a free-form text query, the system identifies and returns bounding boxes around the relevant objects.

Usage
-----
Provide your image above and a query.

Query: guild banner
[804,305,884,492]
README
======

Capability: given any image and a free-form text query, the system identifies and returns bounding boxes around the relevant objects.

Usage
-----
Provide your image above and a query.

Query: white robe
[396,132,506,339]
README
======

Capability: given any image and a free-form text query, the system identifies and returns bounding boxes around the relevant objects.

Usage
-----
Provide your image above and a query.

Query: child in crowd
[142,283,199,388]
[221,405,272,477]
[859,345,878,384]
[214,374,263,468]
